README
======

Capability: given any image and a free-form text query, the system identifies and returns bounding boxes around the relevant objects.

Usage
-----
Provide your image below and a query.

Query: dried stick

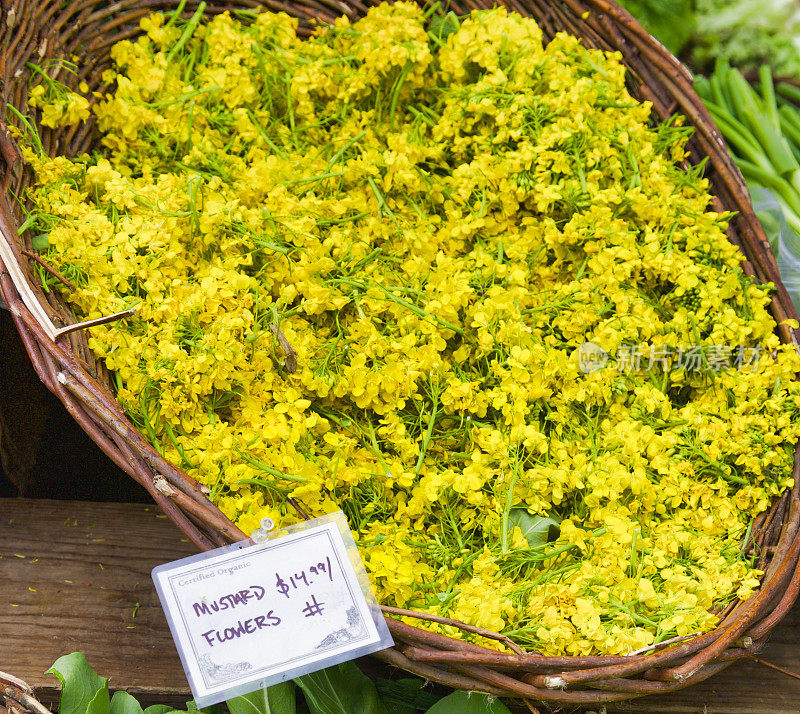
[626,633,702,657]
[750,656,800,683]
[20,248,75,290]
[1,681,51,714]
[53,306,138,339]
[382,605,527,655]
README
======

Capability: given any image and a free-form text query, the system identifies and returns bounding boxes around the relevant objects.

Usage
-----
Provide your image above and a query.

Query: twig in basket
[154,475,176,496]
[0,674,29,695]
[287,496,311,520]
[269,323,298,373]
[626,632,701,657]
[520,700,541,714]
[21,248,75,290]
[0,125,22,192]
[749,655,800,682]
[381,605,527,655]
[1,683,51,714]
[0,214,58,341]
[53,306,137,339]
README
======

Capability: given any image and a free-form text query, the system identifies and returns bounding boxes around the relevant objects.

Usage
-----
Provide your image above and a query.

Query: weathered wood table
[2,498,799,712]
[1,499,195,707]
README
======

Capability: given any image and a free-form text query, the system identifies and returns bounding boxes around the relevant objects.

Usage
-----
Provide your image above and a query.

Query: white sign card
[152,511,393,706]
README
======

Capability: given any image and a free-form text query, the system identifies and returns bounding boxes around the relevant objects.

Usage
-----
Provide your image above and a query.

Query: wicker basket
[2,0,800,708]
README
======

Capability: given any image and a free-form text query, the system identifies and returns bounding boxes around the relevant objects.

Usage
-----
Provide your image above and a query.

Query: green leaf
[186,702,225,714]
[507,509,560,549]
[46,653,108,714]
[428,12,460,44]
[227,683,296,714]
[615,0,695,56]
[143,706,178,714]
[31,232,49,251]
[85,686,111,714]
[110,692,144,714]
[424,691,512,714]
[295,663,388,714]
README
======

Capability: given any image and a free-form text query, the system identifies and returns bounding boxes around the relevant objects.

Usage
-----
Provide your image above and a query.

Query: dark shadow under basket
[2,0,800,707]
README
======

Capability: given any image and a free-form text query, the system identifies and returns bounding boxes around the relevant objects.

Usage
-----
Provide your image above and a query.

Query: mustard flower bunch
[19,3,800,656]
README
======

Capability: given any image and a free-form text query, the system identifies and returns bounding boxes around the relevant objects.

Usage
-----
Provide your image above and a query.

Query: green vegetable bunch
[44,653,510,714]
[692,0,800,79]
[695,63,800,242]
[617,0,800,79]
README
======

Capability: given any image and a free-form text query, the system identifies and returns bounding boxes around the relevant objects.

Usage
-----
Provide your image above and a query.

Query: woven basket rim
[2,0,800,706]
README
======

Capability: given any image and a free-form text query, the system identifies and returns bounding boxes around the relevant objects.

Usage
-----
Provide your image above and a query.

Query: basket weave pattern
[2,0,800,706]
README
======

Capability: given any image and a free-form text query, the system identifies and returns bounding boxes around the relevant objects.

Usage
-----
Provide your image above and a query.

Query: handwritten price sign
[152,512,392,706]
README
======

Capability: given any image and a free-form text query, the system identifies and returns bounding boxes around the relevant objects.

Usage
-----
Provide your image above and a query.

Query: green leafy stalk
[167,2,206,62]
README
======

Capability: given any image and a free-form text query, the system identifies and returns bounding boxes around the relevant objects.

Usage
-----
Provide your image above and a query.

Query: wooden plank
[2,497,800,712]
[0,498,196,707]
